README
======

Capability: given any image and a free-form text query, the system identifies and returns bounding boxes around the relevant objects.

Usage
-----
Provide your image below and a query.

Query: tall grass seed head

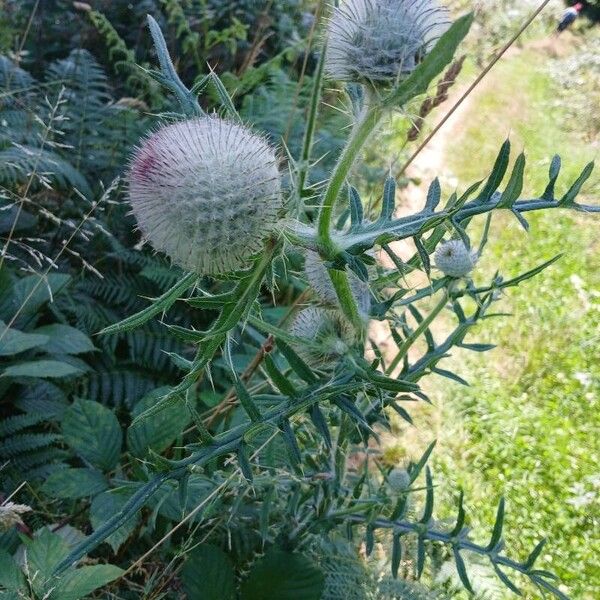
[0,501,31,531]
[434,239,478,278]
[304,250,371,317]
[128,117,282,276]
[289,306,356,364]
[325,0,451,84]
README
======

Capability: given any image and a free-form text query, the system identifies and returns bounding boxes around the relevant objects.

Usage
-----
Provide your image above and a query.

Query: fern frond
[0,145,91,197]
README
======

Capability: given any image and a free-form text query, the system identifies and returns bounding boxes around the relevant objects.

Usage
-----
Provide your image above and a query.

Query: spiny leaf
[451,490,466,537]
[146,15,203,116]
[453,547,474,593]
[380,176,396,221]
[349,185,363,226]
[479,139,510,201]
[425,178,441,212]
[264,355,296,396]
[234,379,261,422]
[409,440,436,484]
[385,13,474,107]
[237,444,253,482]
[99,272,197,335]
[431,367,469,386]
[308,405,331,449]
[560,161,594,206]
[420,467,434,523]
[416,536,426,579]
[492,562,523,596]
[487,497,505,551]
[365,525,375,557]
[279,419,302,465]
[525,538,547,570]
[391,532,402,579]
[413,236,431,276]
[276,339,318,384]
[542,155,561,200]
[498,152,525,208]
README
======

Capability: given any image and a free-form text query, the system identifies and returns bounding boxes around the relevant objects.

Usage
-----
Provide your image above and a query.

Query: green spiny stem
[339,513,529,576]
[316,95,383,326]
[291,196,600,255]
[317,100,383,247]
[387,292,448,375]
[328,268,366,332]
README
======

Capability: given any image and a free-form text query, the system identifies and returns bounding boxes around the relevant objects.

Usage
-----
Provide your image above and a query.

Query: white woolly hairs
[325,0,451,83]
[289,307,355,364]
[127,117,281,276]
[304,250,371,317]
[434,239,478,278]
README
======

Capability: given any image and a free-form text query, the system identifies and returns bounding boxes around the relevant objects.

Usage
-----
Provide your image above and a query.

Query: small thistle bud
[304,250,371,317]
[0,501,31,531]
[388,468,411,492]
[289,307,355,364]
[434,239,478,278]
[325,0,451,84]
[128,117,281,276]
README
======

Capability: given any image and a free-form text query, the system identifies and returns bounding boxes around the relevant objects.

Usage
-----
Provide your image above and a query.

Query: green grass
[388,47,599,598]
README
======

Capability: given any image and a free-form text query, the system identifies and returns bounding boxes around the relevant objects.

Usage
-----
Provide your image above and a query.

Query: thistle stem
[317,101,382,247]
[317,95,383,328]
[387,291,448,375]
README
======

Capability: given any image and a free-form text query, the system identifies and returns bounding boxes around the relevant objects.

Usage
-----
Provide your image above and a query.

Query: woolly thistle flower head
[128,117,281,276]
[304,250,371,317]
[434,239,478,278]
[325,0,451,84]
[289,307,356,364]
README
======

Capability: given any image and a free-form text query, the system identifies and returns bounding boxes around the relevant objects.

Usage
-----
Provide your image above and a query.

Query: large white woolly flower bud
[304,250,371,317]
[325,0,451,83]
[128,117,281,276]
[289,307,355,364]
[434,239,478,278]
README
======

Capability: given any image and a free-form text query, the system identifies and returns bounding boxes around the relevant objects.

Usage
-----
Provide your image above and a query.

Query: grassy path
[387,42,599,599]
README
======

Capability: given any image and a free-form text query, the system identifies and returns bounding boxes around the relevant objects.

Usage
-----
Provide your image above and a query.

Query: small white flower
[304,250,371,317]
[434,239,477,278]
[325,0,451,83]
[128,117,282,276]
[289,307,355,364]
[0,501,31,530]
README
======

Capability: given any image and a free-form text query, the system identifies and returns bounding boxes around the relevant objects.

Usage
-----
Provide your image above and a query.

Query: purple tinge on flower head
[128,117,282,276]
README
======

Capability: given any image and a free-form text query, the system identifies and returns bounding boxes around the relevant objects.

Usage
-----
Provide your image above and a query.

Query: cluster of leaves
[1,0,311,107]
[1,4,598,600]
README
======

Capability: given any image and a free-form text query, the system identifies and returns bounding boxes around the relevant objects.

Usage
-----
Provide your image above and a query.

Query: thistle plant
[128,117,282,276]
[48,7,599,599]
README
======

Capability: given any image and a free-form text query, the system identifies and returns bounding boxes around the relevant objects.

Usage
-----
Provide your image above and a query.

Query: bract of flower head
[128,117,282,276]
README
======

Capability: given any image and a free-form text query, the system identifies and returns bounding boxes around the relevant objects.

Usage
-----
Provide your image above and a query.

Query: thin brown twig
[395,0,554,179]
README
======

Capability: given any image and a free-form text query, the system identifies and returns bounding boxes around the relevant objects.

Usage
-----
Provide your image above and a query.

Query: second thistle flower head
[304,250,371,318]
[128,117,281,276]
[434,239,478,278]
[325,0,451,84]
[289,307,356,365]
